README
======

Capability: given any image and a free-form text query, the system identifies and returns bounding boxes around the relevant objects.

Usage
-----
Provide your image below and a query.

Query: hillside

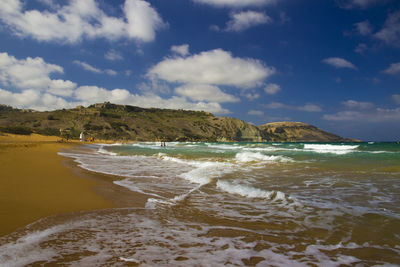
[259,122,357,142]
[0,103,356,142]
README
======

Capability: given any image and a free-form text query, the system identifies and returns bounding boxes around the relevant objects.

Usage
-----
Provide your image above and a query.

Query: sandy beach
[0,133,116,237]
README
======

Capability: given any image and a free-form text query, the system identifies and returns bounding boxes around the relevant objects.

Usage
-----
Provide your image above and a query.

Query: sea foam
[303,144,359,155]
[235,152,293,163]
[216,180,286,201]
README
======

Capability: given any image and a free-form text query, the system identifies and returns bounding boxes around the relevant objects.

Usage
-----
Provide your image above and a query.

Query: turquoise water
[1,142,399,266]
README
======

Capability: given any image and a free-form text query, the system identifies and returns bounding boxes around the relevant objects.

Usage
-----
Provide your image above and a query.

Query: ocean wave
[205,143,245,150]
[235,152,293,163]
[216,180,286,201]
[303,144,359,155]
[97,146,118,156]
[156,153,234,185]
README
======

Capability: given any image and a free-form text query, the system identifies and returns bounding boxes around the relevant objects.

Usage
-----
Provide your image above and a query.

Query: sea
[1,142,399,266]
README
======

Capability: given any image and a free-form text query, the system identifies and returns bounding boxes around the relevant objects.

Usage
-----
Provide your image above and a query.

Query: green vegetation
[0,126,33,135]
[0,103,354,142]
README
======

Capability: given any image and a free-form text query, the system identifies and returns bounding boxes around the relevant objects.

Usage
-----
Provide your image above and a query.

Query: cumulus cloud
[248,110,264,116]
[382,62,400,75]
[0,51,233,114]
[0,52,77,96]
[191,0,278,8]
[322,57,357,70]
[148,49,275,88]
[224,11,272,32]
[374,11,400,47]
[105,49,123,61]
[0,88,79,111]
[0,0,166,44]
[73,60,117,76]
[48,79,77,97]
[171,44,189,56]
[74,85,231,114]
[174,84,239,103]
[264,102,322,112]
[264,83,281,95]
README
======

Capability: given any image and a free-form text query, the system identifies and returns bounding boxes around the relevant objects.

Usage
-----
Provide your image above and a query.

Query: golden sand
[0,134,115,237]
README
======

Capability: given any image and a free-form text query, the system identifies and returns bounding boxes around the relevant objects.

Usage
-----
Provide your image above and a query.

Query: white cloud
[73,60,117,76]
[354,20,373,36]
[354,43,368,54]
[0,0,166,44]
[74,85,231,114]
[264,83,281,95]
[174,84,239,103]
[73,60,102,74]
[191,0,278,8]
[374,11,400,47]
[299,103,323,112]
[0,51,234,114]
[224,11,272,32]
[0,52,77,97]
[105,49,123,61]
[342,100,375,109]
[393,94,400,105]
[243,91,260,101]
[124,0,166,42]
[248,110,264,116]
[322,57,357,70]
[171,44,189,56]
[148,49,275,88]
[48,79,77,97]
[323,108,400,122]
[337,0,380,9]
[382,62,400,75]
[324,99,400,122]
[264,102,322,112]
[105,69,118,76]
[0,88,79,111]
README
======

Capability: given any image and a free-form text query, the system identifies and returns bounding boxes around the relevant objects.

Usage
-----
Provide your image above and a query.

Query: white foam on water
[235,152,293,163]
[216,180,286,201]
[0,209,378,267]
[97,146,118,156]
[156,153,234,185]
[303,144,359,155]
[119,257,139,263]
[113,179,165,199]
[178,161,231,185]
[0,226,64,267]
[205,143,245,150]
[243,146,283,152]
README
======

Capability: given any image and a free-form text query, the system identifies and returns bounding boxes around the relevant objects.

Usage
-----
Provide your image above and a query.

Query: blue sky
[0,0,399,141]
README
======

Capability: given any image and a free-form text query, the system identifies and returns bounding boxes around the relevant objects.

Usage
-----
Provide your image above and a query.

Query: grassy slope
[0,103,355,142]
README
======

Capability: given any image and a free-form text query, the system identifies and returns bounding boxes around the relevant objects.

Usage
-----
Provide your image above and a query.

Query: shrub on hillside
[0,126,33,135]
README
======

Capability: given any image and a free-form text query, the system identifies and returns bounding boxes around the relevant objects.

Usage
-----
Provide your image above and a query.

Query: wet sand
[0,134,141,237]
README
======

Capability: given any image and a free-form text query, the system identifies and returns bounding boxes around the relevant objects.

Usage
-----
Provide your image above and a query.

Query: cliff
[0,103,355,142]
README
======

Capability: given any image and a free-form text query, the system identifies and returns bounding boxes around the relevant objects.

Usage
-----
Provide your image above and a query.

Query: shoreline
[0,133,147,237]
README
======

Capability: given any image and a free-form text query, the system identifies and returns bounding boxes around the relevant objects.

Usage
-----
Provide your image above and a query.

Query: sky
[0,0,399,141]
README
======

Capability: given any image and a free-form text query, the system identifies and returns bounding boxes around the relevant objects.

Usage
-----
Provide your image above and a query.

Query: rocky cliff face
[0,103,356,142]
[258,122,357,142]
[207,117,264,142]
